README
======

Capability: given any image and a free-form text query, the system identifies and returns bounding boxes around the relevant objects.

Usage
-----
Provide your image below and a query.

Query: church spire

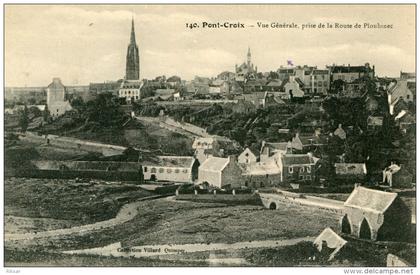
[126,17,140,80]
[247,46,251,66]
[130,17,136,45]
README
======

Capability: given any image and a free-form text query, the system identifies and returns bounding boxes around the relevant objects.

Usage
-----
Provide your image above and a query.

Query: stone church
[119,18,143,104]
[235,47,258,82]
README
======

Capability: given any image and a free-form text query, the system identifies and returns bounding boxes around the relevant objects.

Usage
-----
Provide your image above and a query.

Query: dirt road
[5,195,163,242]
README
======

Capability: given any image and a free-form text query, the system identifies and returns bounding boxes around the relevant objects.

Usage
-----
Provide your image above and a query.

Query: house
[340,186,411,241]
[241,159,282,188]
[334,163,367,182]
[260,141,290,162]
[166,76,182,87]
[367,116,383,131]
[387,80,414,115]
[283,76,305,99]
[382,163,413,188]
[192,136,241,164]
[198,156,243,189]
[238,147,259,164]
[280,153,317,183]
[217,71,235,81]
[46,78,73,119]
[330,63,375,83]
[263,92,286,107]
[209,79,229,94]
[118,79,143,104]
[141,156,199,183]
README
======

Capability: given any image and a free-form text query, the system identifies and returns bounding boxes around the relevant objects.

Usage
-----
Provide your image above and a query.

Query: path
[63,236,315,258]
[5,195,163,242]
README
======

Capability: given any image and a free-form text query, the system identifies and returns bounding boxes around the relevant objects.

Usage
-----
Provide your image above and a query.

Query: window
[144,167,148,172]
[306,175,312,180]
[300,167,305,173]
[167,168,172,173]
[183,169,188,173]
[151,168,156,173]
[318,81,322,87]
[159,168,164,173]
[299,175,304,180]
[307,166,311,173]
[245,153,249,157]
[407,95,410,100]
[175,169,180,173]
[288,167,293,173]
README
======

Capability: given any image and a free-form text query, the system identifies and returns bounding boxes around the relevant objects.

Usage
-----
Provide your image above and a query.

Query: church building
[235,47,258,82]
[119,18,143,104]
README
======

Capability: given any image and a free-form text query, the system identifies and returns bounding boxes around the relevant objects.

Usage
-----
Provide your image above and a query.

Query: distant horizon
[5,5,415,87]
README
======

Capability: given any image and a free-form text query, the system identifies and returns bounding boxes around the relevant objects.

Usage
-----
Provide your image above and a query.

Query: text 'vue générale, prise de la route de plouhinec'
[186,21,393,30]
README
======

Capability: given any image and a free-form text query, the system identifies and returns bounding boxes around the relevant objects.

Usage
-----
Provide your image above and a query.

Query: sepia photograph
[2,3,417,271]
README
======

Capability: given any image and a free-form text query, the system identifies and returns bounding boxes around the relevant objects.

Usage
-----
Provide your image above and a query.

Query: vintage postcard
[3,3,416,271]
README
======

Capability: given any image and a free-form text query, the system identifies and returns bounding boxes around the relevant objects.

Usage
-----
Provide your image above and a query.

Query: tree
[19,105,29,132]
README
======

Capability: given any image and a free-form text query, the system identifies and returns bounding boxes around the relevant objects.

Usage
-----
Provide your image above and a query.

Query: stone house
[340,186,411,241]
[283,76,305,99]
[330,63,375,83]
[198,156,244,189]
[241,159,282,188]
[209,79,229,94]
[260,141,291,162]
[279,153,317,183]
[192,135,241,164]
[141,156,199,183]
[46,78,72,119]
[238,147,259,164]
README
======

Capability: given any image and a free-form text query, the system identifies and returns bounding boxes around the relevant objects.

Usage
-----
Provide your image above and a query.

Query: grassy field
[5,178,153,227]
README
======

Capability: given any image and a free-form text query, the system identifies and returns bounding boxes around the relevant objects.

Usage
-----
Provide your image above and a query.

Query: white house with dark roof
[198,156,243,189]
[141,156,199,183]
[340,186,411,241]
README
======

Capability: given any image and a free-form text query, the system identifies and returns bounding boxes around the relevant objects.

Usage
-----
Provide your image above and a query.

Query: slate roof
[142,156,196,168]
[281,154,315,166]
[199,157,229,172]
[344,186,397,214]
[243,161,281,176]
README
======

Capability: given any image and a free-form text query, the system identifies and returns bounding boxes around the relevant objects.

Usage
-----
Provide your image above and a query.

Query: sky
[5,4,416,87]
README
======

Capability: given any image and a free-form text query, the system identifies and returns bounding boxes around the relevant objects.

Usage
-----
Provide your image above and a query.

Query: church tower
[125,18,140,80]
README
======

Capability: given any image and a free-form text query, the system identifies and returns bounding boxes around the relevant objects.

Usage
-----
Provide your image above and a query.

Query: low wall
[176,193,262,205]
[260,192,344,215]
[5,168,143,181]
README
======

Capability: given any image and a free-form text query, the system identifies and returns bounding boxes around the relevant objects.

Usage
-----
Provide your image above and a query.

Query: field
[5,178,153,228]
